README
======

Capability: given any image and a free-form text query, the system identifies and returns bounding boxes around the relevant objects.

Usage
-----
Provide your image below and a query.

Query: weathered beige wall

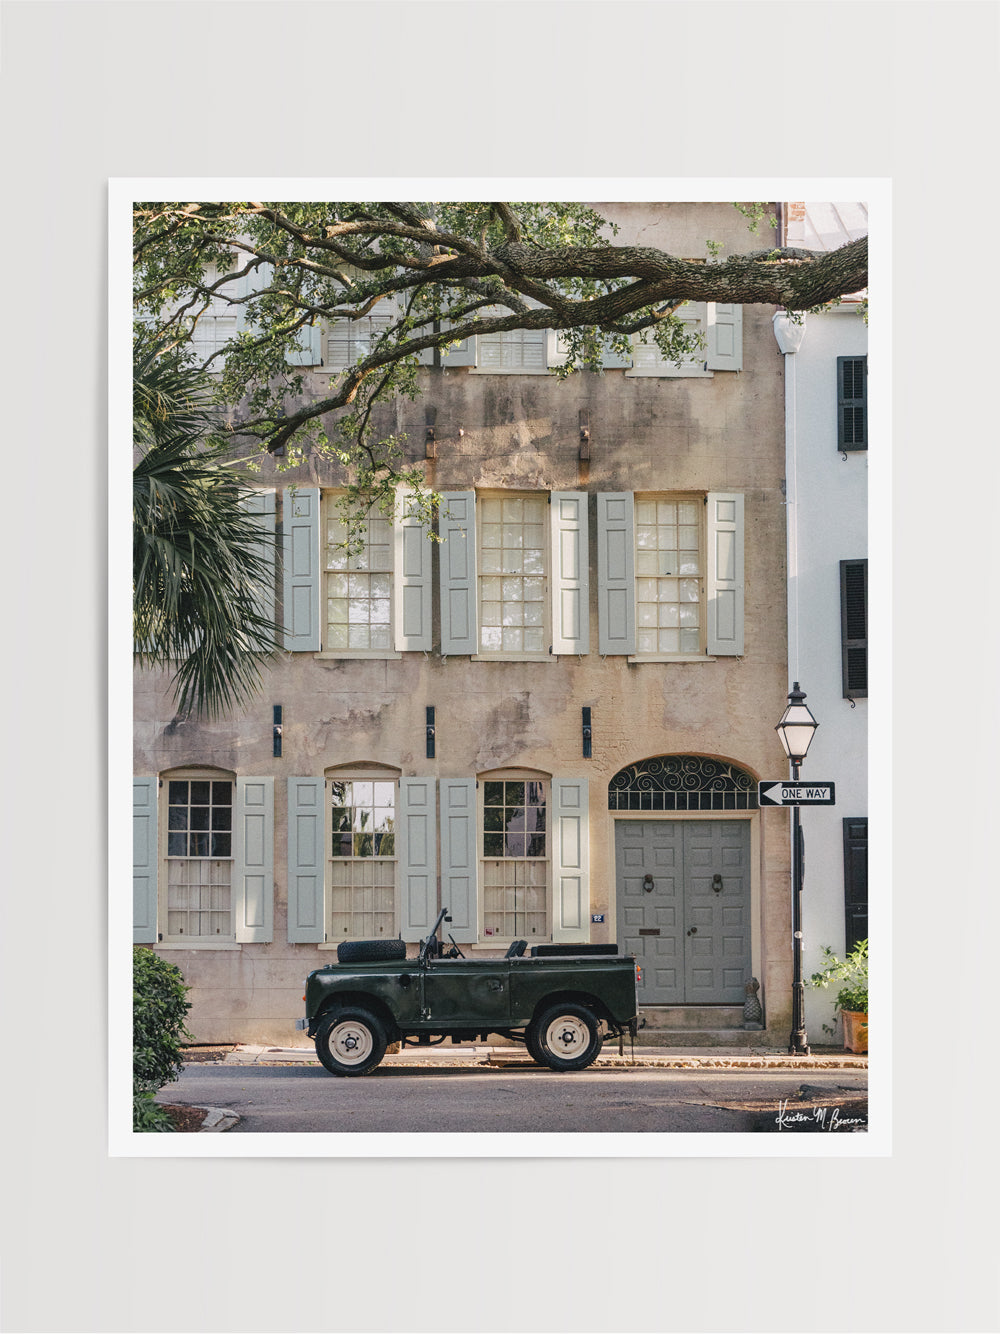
[133,204,795,1045]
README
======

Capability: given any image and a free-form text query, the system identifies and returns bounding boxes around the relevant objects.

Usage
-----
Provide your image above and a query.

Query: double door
[615,819,751,1004]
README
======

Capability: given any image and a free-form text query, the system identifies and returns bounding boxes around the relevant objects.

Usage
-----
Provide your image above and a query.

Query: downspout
[772,312,807,681]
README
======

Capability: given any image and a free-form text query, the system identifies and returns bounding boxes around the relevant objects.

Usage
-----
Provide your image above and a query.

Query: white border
[112,177,891,1159]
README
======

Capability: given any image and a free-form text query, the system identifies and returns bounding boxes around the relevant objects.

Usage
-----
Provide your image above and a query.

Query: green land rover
[297,909,640,1075]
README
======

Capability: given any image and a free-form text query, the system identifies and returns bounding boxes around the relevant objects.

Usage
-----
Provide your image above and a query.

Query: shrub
[809,939,868,1015]
[133,946,192,1131]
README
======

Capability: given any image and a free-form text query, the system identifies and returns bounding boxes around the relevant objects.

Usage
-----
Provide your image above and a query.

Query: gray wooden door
[615,820,751,1004]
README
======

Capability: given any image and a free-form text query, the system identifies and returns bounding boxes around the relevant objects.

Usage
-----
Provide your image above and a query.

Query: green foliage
[133,947,193,1131]
[133,1088,176,1133]
[133,331,283,718]
[132,199,867,476]
[809,939,868,1015]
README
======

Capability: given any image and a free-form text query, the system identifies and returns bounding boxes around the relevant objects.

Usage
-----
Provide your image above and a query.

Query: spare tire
[336,938,407,963]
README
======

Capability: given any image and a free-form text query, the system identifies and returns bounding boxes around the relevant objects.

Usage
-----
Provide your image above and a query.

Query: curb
[199,1106,240,1132]
[215,1045,866,1073]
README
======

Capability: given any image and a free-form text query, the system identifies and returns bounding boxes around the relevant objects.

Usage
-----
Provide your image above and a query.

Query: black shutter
[842,818,868,950]
[837,356,867,450]
[840,559,868,698]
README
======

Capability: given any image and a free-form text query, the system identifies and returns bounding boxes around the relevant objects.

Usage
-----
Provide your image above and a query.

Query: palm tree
[133,332,281,719]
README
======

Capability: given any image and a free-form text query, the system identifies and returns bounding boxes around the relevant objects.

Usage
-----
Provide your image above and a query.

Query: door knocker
[712,874,724,894]
[643,874,655,893]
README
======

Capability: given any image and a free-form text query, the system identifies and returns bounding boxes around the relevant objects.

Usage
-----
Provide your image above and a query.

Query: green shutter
[597,493,636,655]
[282,488,321,651]
[241,490,276,631]
[234,777,274,943]
[837,356,868,450]
[840,559,868,697]
[705,304,743,371]
[398,778,438,941]
[440,779,477,943]
[287,778,325,943]
[394,491,433,652]
[439,492,478,655]
[551,779,589,942]
[706,493,744,656]
[550,492,590,654]
[133,777,158,944]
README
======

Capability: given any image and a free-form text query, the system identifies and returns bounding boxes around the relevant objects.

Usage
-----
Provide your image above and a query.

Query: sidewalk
[217,1043,867,1071]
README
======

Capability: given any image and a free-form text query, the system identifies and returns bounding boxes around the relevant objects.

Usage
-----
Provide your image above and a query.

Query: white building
[773,202,868,1042]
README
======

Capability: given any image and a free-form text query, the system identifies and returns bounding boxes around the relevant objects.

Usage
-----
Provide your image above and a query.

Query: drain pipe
[773,312,807,680]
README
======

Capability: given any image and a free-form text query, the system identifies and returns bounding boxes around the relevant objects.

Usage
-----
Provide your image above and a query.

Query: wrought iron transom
[608,756,759,811]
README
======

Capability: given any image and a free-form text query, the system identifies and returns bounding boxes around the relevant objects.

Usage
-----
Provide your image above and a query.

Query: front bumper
[295,1017,309,1032]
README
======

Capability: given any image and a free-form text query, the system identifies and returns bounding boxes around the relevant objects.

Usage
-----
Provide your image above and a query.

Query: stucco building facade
[134,202,804,1046]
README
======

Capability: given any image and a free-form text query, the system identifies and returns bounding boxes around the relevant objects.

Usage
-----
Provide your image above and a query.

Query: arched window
[608,756,758,812]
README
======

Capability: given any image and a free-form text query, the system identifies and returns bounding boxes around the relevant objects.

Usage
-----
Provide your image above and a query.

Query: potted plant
[809,939,868,1053]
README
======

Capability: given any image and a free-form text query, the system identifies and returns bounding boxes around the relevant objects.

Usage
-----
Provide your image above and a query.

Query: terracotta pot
[842,1009,868,1054]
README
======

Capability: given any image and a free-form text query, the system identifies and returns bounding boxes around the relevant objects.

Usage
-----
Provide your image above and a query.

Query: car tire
[531,1003,603,1072]
[336,938,407,963]
[314,1007,388,1076]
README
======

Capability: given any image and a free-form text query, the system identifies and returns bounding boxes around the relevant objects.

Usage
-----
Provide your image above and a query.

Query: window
[598,492,744,658]
[478,494,549,654]
[477,326,547,372]
[283,487,432,655]
[837,356,867,450]
[439,490,588,657]
[164,776,234,940]
[133,774,275,946]
[323,495,393,653]
[187,261,242,367]
[482,778,549,940]
[324,311,394,370]
[328,778,397,941]
[840,559,868,697]
[634,496,704,655]
[625,303,743,377]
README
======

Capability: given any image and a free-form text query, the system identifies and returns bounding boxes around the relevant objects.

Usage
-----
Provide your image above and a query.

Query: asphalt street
[160,1063,868,1134]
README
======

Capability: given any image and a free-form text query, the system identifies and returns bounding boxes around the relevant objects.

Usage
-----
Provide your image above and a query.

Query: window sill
[156,941,241,951]
[628,654,717,664]
[315,650,402,661]
[625,367,714,379]
[468,367,552,375]
[470,653,554,663]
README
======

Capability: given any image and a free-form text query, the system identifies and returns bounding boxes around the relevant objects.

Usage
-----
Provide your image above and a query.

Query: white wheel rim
[544,1014,590,1058]
[327,1020,374,1066]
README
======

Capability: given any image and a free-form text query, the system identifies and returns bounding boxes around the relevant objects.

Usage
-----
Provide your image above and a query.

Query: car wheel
[336,938,407,963]
[531,1003,603,1072]
[315,1008,388,1076]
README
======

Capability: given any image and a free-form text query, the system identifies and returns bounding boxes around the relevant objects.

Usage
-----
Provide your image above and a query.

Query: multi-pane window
[188,261,240,367]
[325,312,394,370]
[477,326,547,371]
[165,779,233,939]
[482,779,548,939]
[323,498,393,652]
[635,496,704,654]
[479,495,548,654]
[329,779,397,940]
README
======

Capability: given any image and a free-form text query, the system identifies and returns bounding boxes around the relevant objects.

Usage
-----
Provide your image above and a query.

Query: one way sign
[758,781,836,806]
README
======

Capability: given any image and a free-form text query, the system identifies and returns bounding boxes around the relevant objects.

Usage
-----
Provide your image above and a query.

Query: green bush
[809,938,868,1015]
[133,946,192,1132]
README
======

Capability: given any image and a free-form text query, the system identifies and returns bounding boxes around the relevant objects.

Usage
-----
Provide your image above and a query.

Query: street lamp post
[775,682,819,1056]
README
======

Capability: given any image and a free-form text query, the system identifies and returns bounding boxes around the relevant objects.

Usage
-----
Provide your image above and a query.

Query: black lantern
[775,682,818,769]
